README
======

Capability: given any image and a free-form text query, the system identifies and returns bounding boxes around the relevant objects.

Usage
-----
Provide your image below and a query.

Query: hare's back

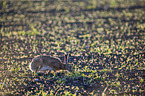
[40,56,63,70]
[39,55,62,68]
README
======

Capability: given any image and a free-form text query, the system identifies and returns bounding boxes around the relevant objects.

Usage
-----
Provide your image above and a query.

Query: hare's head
[65,64,74,72]
[29,56,43,72]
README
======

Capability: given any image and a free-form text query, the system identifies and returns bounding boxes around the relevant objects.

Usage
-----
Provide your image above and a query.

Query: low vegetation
[0,0,145,95]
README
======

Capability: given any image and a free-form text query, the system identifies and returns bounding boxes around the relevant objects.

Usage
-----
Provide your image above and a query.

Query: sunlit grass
[0,0,145,95]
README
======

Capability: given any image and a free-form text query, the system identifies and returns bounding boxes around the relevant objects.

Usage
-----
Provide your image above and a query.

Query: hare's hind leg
[46,70,51,75]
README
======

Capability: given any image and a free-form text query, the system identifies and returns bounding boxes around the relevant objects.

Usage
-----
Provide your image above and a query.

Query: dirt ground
[0,0,145,95]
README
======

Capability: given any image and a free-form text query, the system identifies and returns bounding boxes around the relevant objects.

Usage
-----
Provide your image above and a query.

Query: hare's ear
[64,53,69,65]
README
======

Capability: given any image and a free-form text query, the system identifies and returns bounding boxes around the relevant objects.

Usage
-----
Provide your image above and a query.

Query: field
[0,0,145,95]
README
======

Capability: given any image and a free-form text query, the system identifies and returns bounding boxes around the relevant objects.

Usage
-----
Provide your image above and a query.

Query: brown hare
[29,54,73,73]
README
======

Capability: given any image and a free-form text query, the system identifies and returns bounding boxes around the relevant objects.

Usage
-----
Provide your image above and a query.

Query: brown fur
[29,55,73,73]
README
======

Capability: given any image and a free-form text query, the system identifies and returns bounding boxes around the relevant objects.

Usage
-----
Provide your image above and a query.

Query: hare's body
[29,55,73,73]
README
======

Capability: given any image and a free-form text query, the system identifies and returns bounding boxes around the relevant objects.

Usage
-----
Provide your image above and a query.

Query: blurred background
[0,0,145,95]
